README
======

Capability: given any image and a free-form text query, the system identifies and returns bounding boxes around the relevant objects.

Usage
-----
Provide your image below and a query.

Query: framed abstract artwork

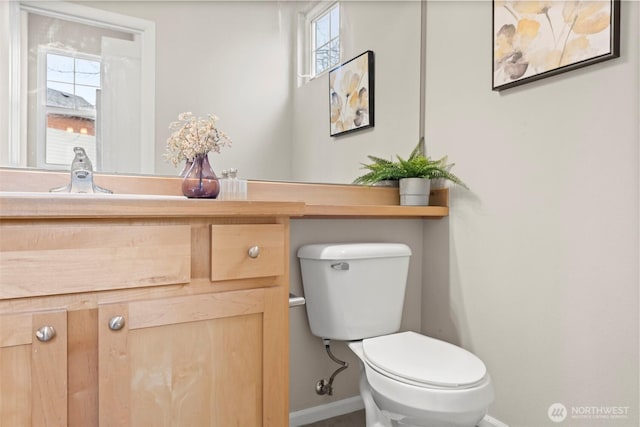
[492,0,620,91]
[329,50,374,137]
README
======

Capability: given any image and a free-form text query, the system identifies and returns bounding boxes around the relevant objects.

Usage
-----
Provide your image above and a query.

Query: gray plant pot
[399,178,430,206]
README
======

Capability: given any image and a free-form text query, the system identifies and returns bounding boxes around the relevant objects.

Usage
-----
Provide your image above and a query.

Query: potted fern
[353,139,467,206]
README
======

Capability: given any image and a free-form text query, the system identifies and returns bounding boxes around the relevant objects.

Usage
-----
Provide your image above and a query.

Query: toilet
[297,243,495,427]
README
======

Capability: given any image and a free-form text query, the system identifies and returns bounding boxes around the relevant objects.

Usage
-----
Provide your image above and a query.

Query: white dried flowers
[164,112,232,166]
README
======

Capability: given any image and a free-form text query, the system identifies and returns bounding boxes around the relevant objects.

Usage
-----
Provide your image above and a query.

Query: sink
[0,191,188,200]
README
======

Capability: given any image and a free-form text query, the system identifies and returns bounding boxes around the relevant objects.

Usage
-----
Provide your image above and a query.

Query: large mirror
[1,1,423,184]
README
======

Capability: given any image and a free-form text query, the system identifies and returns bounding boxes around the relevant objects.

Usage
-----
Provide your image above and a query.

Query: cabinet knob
[248,245,260,259]
[108,315,126,331]
[35,325,56,342]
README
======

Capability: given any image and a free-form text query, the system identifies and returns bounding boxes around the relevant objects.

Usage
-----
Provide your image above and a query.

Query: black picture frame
[329,50,374,137]
[492,0,620,91]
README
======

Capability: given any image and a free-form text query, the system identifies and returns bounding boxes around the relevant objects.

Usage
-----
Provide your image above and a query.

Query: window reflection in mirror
[42,51,101,168]
[311,2,340,77]
[5,1,155,174]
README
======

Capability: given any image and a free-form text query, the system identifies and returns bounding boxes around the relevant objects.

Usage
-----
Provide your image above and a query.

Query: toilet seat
[362,331,488,389]
[348,337,495,423]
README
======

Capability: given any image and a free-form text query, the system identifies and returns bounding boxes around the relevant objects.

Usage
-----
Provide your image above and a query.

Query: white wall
[423,1,639,426]
[0,1,10,166]
[291,1,422,184]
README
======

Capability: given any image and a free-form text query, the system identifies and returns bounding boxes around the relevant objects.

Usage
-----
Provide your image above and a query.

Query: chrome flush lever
[331,262,349,271]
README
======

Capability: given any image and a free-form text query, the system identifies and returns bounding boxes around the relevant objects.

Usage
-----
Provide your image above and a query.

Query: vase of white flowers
[165,112,232,198]
[181,152,219,198]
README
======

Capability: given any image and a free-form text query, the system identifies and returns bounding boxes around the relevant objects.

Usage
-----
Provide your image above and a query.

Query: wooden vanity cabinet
[98,286,285,427]
[0,214,291,427]
[0,309,69,426]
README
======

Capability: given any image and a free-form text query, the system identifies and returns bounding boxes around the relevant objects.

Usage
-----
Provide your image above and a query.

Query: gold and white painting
[330,51,374,136]
[493,0,620,91]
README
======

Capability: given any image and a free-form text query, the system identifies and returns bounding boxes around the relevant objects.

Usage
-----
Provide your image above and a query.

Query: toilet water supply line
[315,339,349,395]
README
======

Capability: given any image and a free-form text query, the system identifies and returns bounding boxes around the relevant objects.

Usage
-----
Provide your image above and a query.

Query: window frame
[304,1,340,81]
[7,0,156,172]
[311,2,340,77]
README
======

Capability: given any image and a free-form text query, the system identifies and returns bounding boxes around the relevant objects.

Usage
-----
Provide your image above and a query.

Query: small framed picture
[329,50,374,137]
[492,0,620,91]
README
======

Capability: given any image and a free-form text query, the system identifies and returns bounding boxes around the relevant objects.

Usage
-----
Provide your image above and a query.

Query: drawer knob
[35,325,56,342]
[248,245,260,259]
[108,315,126,331]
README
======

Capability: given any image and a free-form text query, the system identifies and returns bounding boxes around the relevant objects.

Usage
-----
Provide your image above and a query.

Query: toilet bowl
[348,332,494,427]
[297,243,497,427]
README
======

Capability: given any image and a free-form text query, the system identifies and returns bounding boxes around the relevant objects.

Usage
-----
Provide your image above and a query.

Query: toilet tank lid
[297,243,412,260]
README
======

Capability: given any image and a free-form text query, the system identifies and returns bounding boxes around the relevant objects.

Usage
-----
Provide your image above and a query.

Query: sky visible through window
[46,53,100,107]
[313,4,339,76]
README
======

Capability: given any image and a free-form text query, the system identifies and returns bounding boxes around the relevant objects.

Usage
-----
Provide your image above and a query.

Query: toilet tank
[297,243,412,341]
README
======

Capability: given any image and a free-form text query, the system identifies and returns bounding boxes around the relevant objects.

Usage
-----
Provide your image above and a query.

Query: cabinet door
[0,310,68,426]
[98,287,288,427]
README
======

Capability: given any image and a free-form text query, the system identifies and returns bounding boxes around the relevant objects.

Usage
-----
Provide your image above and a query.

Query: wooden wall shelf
[302,204,448,218]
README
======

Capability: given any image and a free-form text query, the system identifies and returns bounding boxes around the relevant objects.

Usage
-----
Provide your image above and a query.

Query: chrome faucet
[50,147,112,194]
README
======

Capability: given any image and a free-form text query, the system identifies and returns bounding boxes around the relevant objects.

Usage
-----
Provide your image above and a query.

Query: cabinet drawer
[210,224,285,281]
[0,225,191,299]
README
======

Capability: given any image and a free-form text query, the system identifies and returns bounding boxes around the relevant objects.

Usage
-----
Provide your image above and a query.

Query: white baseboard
[479,414,510,427]
[288,397,507,427]
[289,396,365,427]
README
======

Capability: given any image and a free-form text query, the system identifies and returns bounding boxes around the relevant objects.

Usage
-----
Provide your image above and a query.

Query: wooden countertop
[0,169,449,219]
[0,194,307,219]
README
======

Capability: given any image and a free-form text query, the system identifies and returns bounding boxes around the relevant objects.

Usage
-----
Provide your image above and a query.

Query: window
[40,50,101,167]
[8,2,155,172]
[311,3,340,77]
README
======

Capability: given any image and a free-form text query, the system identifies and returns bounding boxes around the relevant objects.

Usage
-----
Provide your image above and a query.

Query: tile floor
[302,410,366,427]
